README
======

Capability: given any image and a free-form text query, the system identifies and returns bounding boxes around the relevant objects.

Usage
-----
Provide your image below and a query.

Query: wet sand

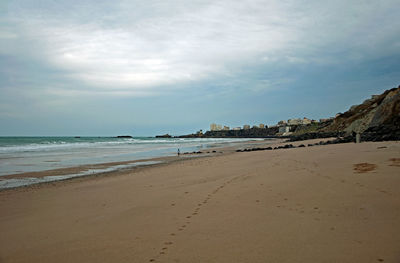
[0,140,400,262]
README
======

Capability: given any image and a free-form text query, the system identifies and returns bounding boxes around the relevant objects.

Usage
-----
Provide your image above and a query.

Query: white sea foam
[0,137,268,177]
[0,137,262,153]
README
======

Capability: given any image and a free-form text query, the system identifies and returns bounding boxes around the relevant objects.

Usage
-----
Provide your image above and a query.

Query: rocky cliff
[323,85,400,141]
[289,85,400,142]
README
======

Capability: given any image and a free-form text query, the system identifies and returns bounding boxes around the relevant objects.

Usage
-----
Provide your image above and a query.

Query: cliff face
[323,86,400,140]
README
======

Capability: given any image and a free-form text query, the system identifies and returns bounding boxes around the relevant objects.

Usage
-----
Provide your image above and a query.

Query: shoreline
[0,138,284,191]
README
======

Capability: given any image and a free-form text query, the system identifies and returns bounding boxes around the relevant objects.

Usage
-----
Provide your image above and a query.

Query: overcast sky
[0,0,399,136]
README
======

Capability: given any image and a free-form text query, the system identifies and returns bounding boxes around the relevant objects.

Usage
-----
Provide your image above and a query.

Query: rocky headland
[174,85,400,142]
[290,85,400,142]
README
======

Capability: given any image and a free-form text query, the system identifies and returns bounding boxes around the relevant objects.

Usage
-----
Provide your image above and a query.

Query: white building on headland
[210,123,223,131]
[287,118,303,125]
[278,120,287,126]
[279,126,291,134]
[243,125,250,130]
[287,117,312,125]
[302,117,312,125]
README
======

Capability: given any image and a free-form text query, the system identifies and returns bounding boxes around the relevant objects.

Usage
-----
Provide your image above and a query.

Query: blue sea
[0,136,261,189]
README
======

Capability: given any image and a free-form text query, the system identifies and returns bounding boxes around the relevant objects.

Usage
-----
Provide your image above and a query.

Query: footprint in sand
[388,158,400,167]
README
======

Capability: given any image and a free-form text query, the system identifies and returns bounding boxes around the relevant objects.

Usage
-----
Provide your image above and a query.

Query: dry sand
[0,140,400,263]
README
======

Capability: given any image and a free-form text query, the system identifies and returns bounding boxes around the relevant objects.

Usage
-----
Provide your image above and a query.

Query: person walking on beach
[177,148,180,156]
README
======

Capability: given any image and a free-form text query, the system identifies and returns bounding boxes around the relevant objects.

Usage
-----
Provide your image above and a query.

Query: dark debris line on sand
[235,136,355,153]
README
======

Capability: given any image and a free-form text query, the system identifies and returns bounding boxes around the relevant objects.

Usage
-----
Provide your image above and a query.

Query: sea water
[0,136,260,177]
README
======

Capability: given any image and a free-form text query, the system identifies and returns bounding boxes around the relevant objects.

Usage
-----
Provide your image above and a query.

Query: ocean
[0,136,261,189]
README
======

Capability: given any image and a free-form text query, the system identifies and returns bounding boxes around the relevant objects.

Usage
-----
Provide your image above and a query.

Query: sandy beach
[1,140,400,263]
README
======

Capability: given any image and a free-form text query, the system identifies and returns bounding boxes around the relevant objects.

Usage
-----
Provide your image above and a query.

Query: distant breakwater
[178,126,280,138]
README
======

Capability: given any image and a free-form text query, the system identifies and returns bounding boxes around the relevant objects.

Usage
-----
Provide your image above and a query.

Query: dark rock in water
[212,150,216,153]
[298,144,305,147]
[155,134,172,138]
[308,144,314,147]
[116,135,133,138]
[266,147,273,150]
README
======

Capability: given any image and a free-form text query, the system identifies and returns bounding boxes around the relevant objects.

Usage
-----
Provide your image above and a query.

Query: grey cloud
[2,0,399,98]
[0,0,399,135]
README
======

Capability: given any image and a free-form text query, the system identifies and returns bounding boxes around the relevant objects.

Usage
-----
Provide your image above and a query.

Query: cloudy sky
[0,0,399,136]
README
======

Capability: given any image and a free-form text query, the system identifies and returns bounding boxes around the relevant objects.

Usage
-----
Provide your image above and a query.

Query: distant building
[288,118,302,125]
[319,118,330,123]
[232,127,241,131]
[259,124,265,128]
[278,126,291,134]
[252,125,259,129]
[302,117,312,125]
[210,123,222,131]
[243,125,250,130]
[223,126,230,131]
[277,120,287,126]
